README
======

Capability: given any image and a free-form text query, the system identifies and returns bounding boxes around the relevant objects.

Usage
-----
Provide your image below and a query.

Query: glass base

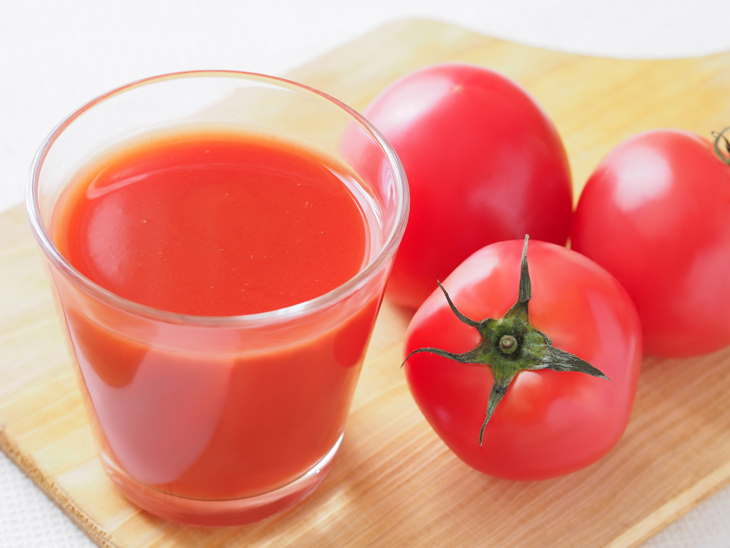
[101,435,343,526]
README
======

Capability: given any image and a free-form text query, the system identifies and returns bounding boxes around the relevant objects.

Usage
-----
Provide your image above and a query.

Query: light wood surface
[2,18,730,548]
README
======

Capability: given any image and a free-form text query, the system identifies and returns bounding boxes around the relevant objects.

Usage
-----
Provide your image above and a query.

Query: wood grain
[3,18,730,547]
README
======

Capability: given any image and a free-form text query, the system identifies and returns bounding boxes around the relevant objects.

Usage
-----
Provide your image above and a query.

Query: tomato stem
[499,335,518,353]
[403,235,609,447]
[712,127,730,166]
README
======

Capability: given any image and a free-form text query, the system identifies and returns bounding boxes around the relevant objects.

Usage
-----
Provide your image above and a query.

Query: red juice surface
[54,132,368,315]
[51,131,380,502]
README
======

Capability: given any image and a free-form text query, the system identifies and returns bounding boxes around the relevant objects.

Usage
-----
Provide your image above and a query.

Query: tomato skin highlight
[571,129,730,357]
[362,63,573,310]
[403,240,642,480]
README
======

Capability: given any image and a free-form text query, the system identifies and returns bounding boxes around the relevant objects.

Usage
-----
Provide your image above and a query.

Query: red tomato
[403,239,642,480]
[362,63,573,309]
[571,129,730,357]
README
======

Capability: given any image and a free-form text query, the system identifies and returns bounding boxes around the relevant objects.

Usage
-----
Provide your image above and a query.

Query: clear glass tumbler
[26,71,408,525]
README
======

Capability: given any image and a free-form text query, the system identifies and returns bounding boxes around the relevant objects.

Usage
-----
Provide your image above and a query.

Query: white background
[1,1,729,546]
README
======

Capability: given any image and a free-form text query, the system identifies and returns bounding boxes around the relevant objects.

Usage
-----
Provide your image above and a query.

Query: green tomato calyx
[403,236,609,446]
[712,127,730,166]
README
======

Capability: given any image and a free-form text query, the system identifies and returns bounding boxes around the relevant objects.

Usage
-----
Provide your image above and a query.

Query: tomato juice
[51,130,381,505]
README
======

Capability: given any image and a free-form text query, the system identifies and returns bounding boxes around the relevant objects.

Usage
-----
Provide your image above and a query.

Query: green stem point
[499,335,518,354]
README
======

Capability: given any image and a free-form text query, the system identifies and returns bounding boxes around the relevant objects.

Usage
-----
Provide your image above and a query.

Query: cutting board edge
[606,458,730,548]
[0,426,117,548]
[319,17,730,68]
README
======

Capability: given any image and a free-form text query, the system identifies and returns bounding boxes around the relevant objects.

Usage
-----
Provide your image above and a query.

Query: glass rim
[26,70,409,327]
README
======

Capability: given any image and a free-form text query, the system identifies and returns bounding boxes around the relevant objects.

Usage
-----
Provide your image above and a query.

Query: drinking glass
[26,71,408,525]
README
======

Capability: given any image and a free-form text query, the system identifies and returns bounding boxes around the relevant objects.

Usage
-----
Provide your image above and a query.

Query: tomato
[403,239,642,480]
[361,63,573,310]
[571,129,730,357]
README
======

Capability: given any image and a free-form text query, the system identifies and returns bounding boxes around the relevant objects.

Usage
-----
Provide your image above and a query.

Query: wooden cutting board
[3,18,730,548]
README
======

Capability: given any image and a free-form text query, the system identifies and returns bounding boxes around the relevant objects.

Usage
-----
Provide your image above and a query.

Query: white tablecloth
[2,1,729,546]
